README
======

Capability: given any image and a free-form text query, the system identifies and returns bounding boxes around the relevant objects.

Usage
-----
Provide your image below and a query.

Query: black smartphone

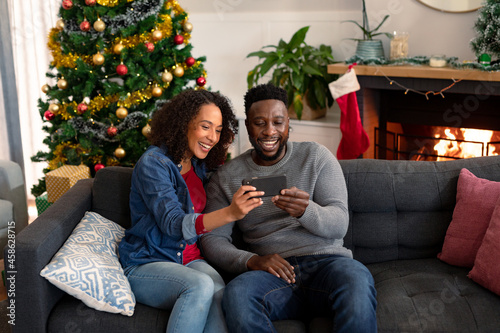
[242,175,287,197]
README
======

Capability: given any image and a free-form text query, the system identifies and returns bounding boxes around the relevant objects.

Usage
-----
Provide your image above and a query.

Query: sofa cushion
[369,258,500,332]
[438,168,500,267]
[40,211,135,316]
[469,196,500,296]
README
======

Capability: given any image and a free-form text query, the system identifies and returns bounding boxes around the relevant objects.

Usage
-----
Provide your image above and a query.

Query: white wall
[181,0,479,118]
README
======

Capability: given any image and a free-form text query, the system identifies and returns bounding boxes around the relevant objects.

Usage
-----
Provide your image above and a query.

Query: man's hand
[247,254,296,284]
[271,187,310,218]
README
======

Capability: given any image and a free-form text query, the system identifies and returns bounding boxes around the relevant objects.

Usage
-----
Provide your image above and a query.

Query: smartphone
[242,175,287,197]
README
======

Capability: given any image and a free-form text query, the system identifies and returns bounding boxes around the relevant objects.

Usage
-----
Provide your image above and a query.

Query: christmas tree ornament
[80,19,91,32]
[41,84,50,94]
[116,107,128,119]
[94,163,105,172]
[44,110,55,121]
[114,147,126,158]
[77,102,88,114]
[93,18,106,32]
[57,78,68,90]
[196,77,206,87]
[479,53,491,66]
[161,70,173,83]
[145,42,155,53]
[183,22,193,33]
[62,0,73,10]
[152,86,163,97]
[93,53,105,65]
[56,19,65,30]
[173,66,184,77]
[117,63,128,75]
[152,29,163,41]
[49,103,60,113]
[142,124,151,137]
[174,35,184,45]
[113,43,124,55]
[85,0,96,6]
[185,57,195,67]
[83,97,91,104]
[107,126,118,137]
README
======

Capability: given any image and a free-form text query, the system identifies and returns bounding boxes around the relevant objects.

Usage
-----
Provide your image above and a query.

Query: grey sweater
[200,141,352,274]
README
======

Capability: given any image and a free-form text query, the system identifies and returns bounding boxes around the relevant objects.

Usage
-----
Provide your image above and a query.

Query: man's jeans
[125,260,227,333]
[222,254,377,333]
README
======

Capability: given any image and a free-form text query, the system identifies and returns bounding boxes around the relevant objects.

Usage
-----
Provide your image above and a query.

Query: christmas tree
[470,0,500,61]
[32,0,207,197]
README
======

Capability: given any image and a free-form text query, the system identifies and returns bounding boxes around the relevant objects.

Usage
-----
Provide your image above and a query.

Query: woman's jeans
[125,260,227,333]
[222,254,377,333]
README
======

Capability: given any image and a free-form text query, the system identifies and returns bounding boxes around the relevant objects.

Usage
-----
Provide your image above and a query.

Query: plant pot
[355,39,385,59]
[288,95,326,121]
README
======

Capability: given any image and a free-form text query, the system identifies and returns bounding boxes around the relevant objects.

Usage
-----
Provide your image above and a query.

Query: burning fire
[434,128,498,161]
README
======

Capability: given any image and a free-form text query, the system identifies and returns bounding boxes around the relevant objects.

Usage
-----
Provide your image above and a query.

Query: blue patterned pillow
[40,211,135,316]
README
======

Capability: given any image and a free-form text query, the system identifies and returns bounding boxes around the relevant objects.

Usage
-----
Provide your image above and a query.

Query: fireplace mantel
[327,63,500,159]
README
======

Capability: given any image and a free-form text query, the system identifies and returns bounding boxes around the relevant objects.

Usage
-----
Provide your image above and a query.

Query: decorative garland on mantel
[345,55,500,72]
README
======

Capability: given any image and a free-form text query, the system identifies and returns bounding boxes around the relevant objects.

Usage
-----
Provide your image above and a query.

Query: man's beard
[249,136,288,162]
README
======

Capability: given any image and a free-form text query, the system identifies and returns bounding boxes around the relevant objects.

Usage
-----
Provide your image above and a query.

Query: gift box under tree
[36,192,53,215]
[46,165,90,203]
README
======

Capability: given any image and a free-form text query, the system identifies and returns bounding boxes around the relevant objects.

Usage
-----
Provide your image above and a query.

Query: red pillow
[469,196,500,296]
[438,168,500,267]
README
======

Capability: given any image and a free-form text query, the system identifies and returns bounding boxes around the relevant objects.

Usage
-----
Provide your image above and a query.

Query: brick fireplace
[328,64,500,160]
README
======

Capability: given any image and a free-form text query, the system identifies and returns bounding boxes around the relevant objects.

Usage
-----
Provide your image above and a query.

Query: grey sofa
[0,160,28,260]
[9,155,500,332]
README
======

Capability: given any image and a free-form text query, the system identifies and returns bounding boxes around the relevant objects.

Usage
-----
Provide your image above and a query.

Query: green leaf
[290,72,304,92]
[312,80,326,109]
[287,26,309,51]
[293,92,304,120]
[259,54,279,77]
[372,15,390,33]
[302,63,323,76]
[246,50,274,59]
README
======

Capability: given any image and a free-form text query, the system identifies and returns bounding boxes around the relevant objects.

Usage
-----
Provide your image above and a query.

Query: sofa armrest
[6,178,94,333]
[0,160,28,235]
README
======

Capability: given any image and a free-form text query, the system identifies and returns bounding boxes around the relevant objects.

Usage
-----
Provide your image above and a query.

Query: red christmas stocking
[329,68,370,159]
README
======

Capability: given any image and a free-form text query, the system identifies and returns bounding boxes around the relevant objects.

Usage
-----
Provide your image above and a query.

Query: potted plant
[344,0,392,59]
[246,26,338,120]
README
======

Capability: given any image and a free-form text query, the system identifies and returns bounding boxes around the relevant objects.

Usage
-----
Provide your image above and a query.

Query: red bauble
[173,35,184,45]
[107,126,118,137]
[116,64,128,76]
[85,0,96,5]
[44,110,55,121]
[185,57,195,67]
[62,0,73,10]
[94,163,105,172]
[196,77,206,87]
[80,20,91,32]
[77,103,88,114]
[145,42,155,53]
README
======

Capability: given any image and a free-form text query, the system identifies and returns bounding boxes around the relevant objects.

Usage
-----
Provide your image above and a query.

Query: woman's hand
[271,187,310,218]
[228,185,264,221]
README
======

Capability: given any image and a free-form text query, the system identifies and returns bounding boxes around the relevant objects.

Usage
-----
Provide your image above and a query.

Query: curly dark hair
[149,89,238,169]
[244,83,288,115]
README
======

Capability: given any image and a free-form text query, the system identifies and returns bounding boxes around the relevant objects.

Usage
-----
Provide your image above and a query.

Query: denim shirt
[119,145,208,269]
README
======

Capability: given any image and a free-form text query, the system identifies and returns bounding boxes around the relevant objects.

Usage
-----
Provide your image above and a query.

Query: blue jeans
[125,260,227,333]
[222,255,377,333]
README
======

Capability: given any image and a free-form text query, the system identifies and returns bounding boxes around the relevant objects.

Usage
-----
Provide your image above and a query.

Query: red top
[182,167,207,265]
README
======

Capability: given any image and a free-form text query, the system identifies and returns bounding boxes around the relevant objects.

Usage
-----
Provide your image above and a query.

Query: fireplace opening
[375,123,500,161]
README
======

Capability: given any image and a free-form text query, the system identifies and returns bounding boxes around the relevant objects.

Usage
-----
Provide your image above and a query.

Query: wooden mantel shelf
[328,63,500,82]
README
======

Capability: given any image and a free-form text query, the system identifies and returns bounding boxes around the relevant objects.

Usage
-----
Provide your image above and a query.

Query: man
[200,83,377,332]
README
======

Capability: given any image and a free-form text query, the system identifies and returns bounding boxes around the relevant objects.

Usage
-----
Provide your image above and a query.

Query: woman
[119,89,264,333]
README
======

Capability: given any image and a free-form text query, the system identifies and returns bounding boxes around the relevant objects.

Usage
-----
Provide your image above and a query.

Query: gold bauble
[49,103,60,113]
[152,86,163,97]
[116,107,128,119]
[114,147,126,159]
[57,78,68,90]
[113,43,124,55]
[142,124,151,137]
[93,53,105,65]
[56,19,65,31]
[41,84,50,94]
[173,66,184,77]
[161,70,173,83]
[93,19,106,32]
[183,22,193,33]
[152,29,163,41]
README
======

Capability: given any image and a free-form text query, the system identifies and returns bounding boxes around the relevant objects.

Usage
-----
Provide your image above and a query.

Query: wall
[181,0,479,118]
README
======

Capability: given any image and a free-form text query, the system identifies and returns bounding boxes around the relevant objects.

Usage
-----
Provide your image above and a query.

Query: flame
[434,128,497,161]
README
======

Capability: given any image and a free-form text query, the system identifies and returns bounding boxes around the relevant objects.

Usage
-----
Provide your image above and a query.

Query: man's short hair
[244,83,288,115]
